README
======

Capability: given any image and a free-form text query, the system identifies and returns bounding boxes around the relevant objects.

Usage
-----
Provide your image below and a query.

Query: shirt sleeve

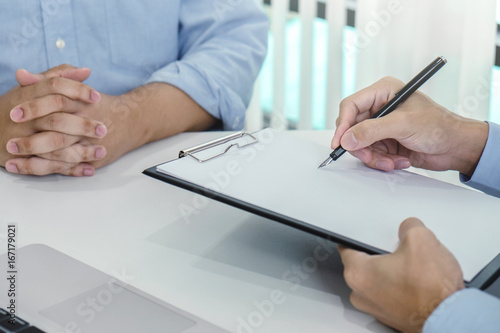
[460,122,500,197]
[424,288,500,333]
[145,0,269,130]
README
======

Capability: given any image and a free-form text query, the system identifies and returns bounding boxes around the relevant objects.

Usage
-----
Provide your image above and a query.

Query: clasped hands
[1,65,124,176]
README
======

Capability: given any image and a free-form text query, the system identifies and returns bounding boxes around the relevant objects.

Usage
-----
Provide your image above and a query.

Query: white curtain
[355,0,497,120]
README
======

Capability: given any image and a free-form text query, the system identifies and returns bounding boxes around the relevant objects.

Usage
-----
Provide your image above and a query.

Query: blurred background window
[248,0,500,131]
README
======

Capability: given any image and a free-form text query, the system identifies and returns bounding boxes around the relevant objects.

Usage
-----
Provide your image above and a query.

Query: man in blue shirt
[333,77,500,332]
[0,0,268,176]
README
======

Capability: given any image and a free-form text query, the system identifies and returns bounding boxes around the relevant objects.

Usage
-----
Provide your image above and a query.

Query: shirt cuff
[460,121,500,197]
[145,61,246,131]
[424,288,500,333]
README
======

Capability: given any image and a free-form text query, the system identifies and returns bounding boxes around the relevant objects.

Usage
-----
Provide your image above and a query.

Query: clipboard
[144,128,500,290]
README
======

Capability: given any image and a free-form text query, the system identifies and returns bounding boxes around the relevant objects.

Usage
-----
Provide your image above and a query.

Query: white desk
[1,130,498,333]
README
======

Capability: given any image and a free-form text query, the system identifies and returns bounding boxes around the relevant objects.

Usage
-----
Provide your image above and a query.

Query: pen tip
[318,157,333,169]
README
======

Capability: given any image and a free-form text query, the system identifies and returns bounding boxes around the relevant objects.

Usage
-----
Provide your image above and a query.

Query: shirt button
[56,38,66,49]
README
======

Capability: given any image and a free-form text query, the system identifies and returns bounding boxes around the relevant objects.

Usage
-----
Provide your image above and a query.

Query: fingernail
[91,90,101,102]
[10,108,23,121]
[6,142,18,154]
[96,124,107,137]
[342,131,358,150]
[5,163,18,174]
[83,168,94,177]
[376,160,392,171]
[396,160,411,169]
[95,147,106,159]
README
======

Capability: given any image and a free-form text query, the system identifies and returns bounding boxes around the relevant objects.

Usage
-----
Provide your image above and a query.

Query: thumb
[16,69,44,86]
[398,217,426,241]
[16,66,91,87]
[340,114,403,151]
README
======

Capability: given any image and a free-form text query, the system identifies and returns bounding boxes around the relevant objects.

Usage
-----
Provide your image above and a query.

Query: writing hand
[331,77,488,176]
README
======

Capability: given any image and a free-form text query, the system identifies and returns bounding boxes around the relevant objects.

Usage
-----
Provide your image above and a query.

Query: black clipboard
[144,129,500,290]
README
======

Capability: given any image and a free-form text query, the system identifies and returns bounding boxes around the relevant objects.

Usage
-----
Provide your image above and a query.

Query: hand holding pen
[323,59,488,176]
[319,56,447,169]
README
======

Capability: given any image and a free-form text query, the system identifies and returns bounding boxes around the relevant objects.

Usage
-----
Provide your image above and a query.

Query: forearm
[118,82,216,152]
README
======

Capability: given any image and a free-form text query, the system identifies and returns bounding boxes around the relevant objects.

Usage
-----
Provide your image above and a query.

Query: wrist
[127,83,216,143]
[449,118,488,177]
[113,89,153,151]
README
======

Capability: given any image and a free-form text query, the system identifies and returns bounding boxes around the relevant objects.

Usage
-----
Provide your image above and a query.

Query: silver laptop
[0,244,227,333]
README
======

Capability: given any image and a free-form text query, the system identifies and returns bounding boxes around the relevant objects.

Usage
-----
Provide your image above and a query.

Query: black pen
[318,56,447,169]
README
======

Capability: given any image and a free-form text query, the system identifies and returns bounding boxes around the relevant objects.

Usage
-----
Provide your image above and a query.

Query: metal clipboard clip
[178,132,259,163]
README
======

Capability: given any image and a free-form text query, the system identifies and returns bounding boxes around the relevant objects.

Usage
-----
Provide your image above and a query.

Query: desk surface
[1,130,499,333]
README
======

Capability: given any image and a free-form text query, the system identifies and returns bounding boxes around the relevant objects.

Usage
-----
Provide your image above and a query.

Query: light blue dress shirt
[424,289,500,333]
[424,122,500,332]
[460,122,500,198]
[0,0,269,130]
